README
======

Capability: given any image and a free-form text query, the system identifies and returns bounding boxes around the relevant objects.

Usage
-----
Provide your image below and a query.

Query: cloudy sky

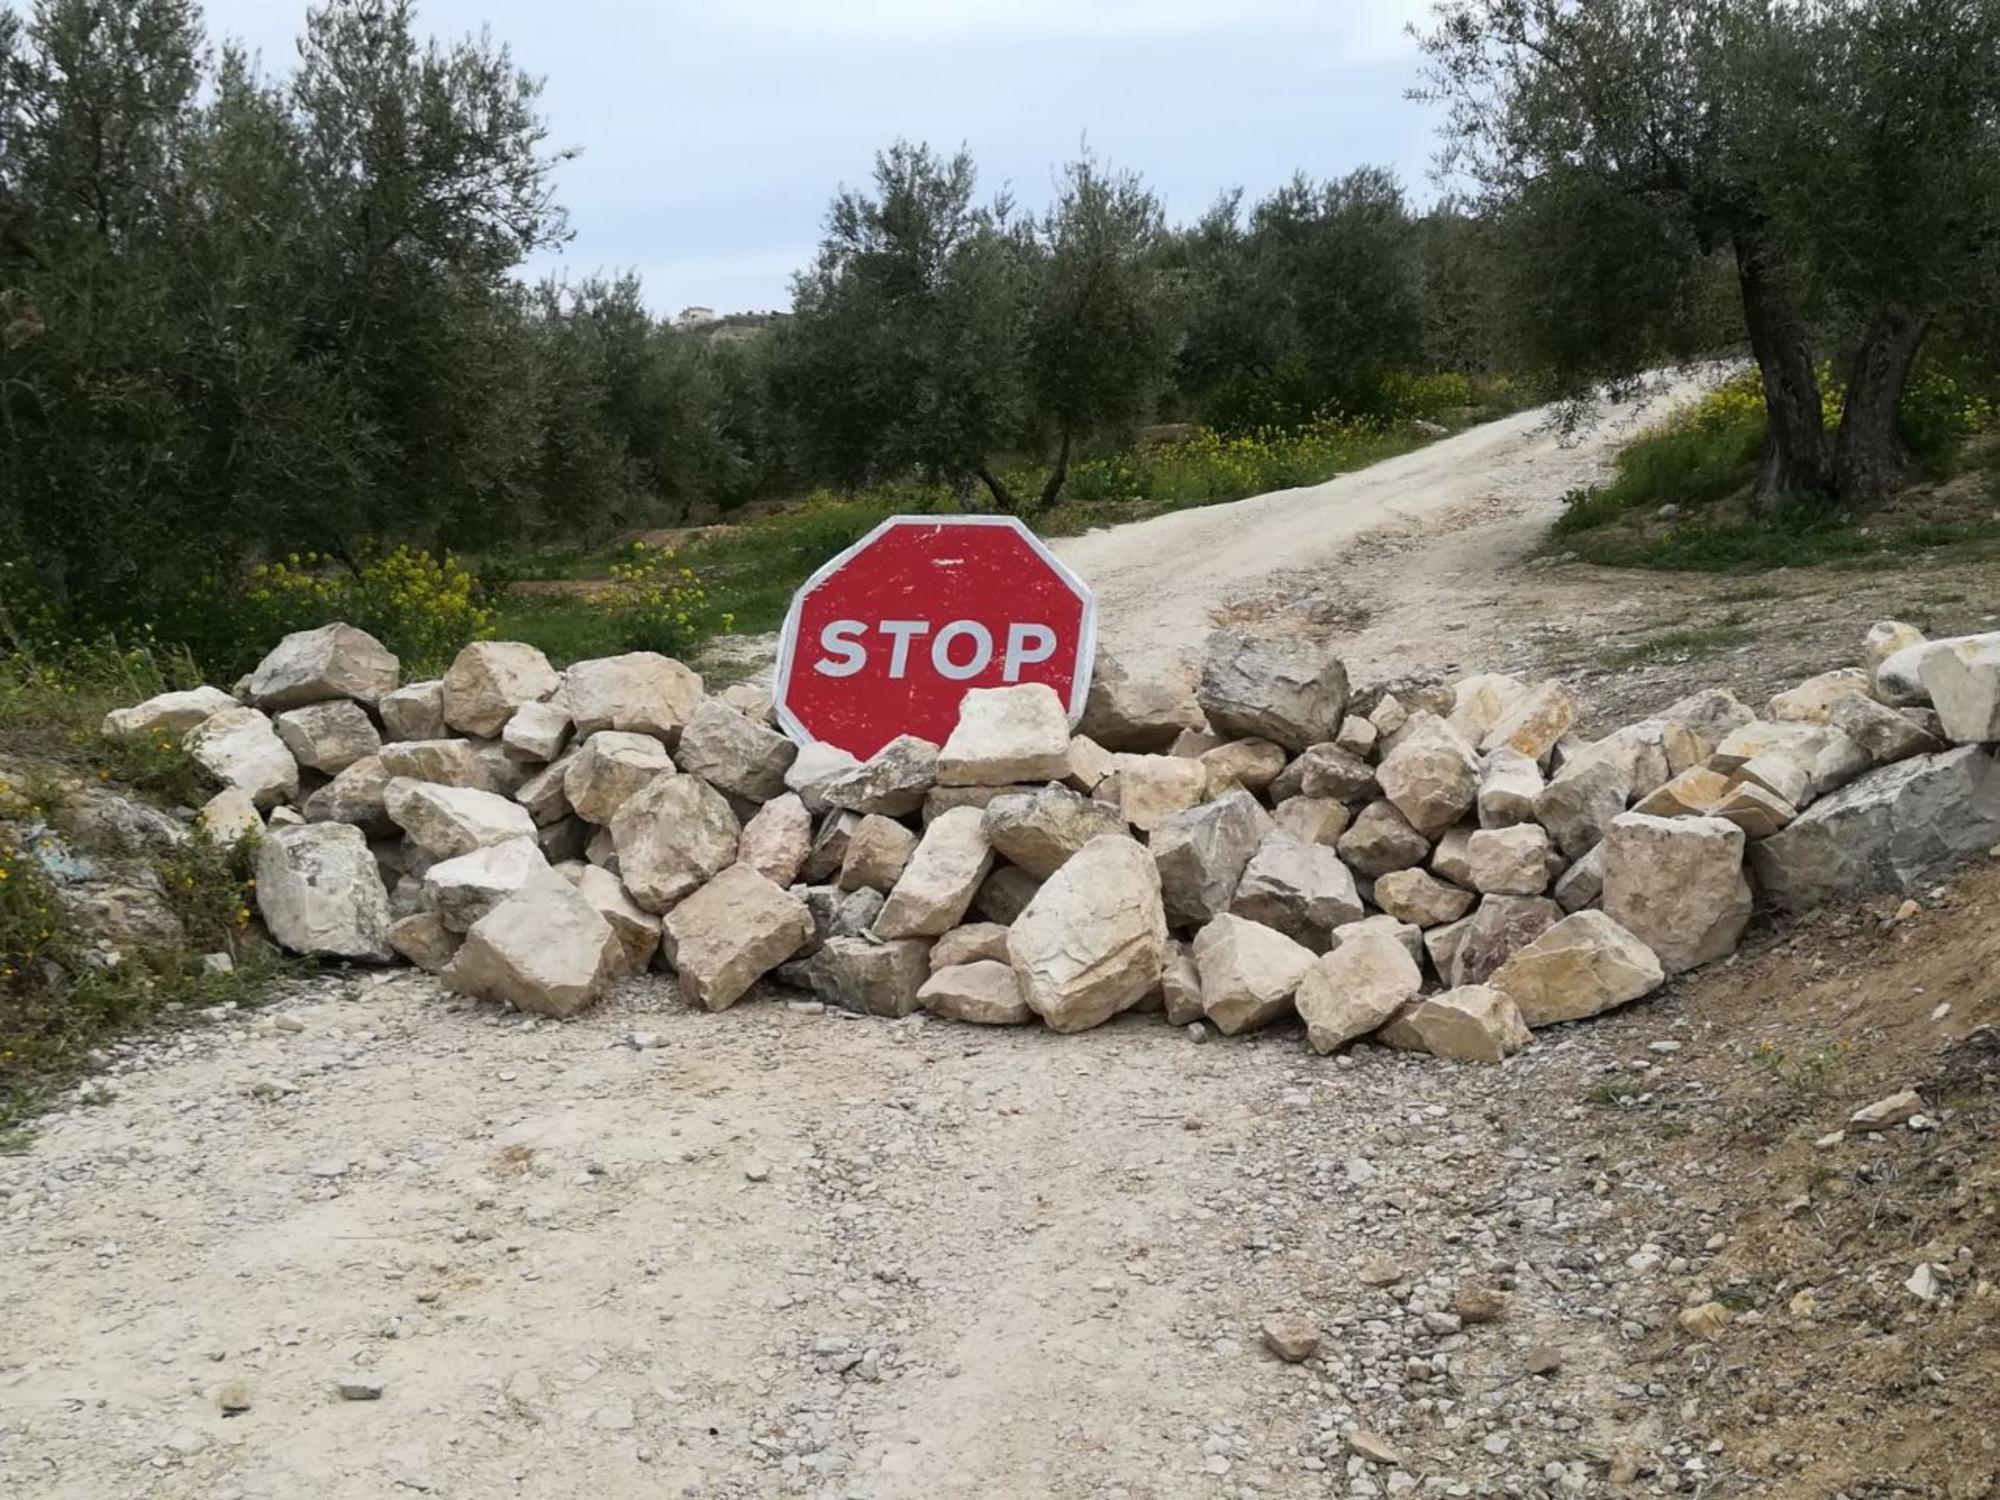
[197,1,1447,316]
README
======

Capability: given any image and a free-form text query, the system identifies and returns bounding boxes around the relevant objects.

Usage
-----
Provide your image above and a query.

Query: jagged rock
[1446,672,1526,745]
[607,773,740,913]
[1193,913,1314,1035]
[565,863,661,972]
[1230,828,1365,949]
[1713,781,1797,839]
[935,683,1072,786]
[1375,713,1479,838]
[1466,824,1554,896]
[1449,894,1563,986]
[1372,867,1474,928]
[247,623,399,710]
[440,642,559,738]
[1602,813,1751,973]
[1114,754,1209,831]
[1296,931,1422,1054]
[385,779,535,859]
[424,837,548,932]
[1065,733,1117,793]
[802,810,859,883]
[874,806,994,938]
[1864,620,1927,676]
[676,698,799,802]
[1196,630,1349,752]
[983,784,1126,879]
[1848,1088,1925,1132]
[1632,764,1730,818]
[1423,914,1472,978]
[919,960,1033,1025]
[185,707,298,809]
[1713,720,1869,798]
[720,680,774,722]
[1478,748,1542,829]
[1150,791,1271,926]
[1379,986,1530,1063]
[563,732,675,824]
[1330,913,1423,966]
[1490,909,1664,1025]
[1008,835,1167,1033]
[1430,824,1475,886]
[198,787,263,845]
[1589,720,1678,798]
[1919,633,2000,744]
[1553,842,1605,912]
[800,935,932,1017]
[931,922,1012,970]
[1533,754,1629,860]
[838,814,920,893]
[1874,637,1943,706]
[737,792,812,887]
[974,864,1040,924]
[923,785,1013,823]
[1155,939,1202,1024]
[1336,799,1430,877]
[444,869,622,1017]
[501,700,572,764]
[1655,687,1756,761]
[562,652,704,740]
[1480,681,1576,761]
[661,864,812,1010]
[1199,738,1288,798]
[513,754,575,827]
[254,822,393,961]
[1078,648,1203,751]
[1298,744,1379,803]
[824,735,938,817]
[378,680,445,742]
[302,755,395,839]
[1768,668,1871,725]
[387,910,460,973]
[1333,715,1378,760]
[784,740,861,815]
[103,685,238,740]
[377,738,483,788]
[1368,693,1409,737]
[1731,752,1813,808]
[1827,693,1944,765]
[273,700,380,776]
[1271,795,1350,846]
[1750,746,2000,909]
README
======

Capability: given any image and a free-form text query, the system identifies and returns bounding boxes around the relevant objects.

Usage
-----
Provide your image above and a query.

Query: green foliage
[1597,619,1753,668]
[83,728,215,809]
[585,544,736,659]
[218,546,494,679]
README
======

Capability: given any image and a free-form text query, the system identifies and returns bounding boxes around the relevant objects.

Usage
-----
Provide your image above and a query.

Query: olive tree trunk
[1833,311,1928,507]
[1734,236,1831,513]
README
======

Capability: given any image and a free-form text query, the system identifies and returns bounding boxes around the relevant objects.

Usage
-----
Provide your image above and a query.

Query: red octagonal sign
[774,515,1096,760]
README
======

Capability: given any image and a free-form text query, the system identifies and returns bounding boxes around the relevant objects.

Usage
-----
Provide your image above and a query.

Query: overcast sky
[195,1,1446,316]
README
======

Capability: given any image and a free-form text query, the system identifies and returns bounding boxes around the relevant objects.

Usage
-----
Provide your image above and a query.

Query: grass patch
[1597,616,1754,667]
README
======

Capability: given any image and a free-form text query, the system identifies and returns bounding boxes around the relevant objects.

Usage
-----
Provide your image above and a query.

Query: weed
[1598,616,1753,667]
[1751,1037,1849,1096]
[81,727,216,809]
[1586,1076,1644,1106]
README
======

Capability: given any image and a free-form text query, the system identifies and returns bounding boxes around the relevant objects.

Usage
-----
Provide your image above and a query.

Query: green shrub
[82,728,217,810]
[586,543,737,659]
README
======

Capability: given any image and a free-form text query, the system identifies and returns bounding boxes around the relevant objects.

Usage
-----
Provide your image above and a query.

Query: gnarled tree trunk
[1037,429,1072,512]
[1833,310,1928,507]
[1734,235,1831,513]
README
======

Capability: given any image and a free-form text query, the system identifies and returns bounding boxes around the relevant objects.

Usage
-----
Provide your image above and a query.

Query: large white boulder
[1489,909,1664,1025]
[255,822,394,962]
[564,652,704,740]
[823,735,939,817]
[377,738,484,788]
[1446,672,1526,746]
[1750,746,2000,909]
[1532,754,1629,860]
[1601,813,1751,974]
[274,699,381,775]
[983,784,1126,879]
[378,680,446,742]
[784,740,861,815]
[1919,633,2000,744]
[564,863,662,973]
[1479,682,1576,761]
[1193,913,1315,1035]
[246,622,398,710]
[185,706,298,809]
[838,814,920,892]
[675,698,799,802]
[1379,986,1530,1063]
[1008,834,1168,1032]
[444,869,622,1017]
[1466,824,1555,896]
[1448,894,1563,986]
[1295,931,1421,1054]
[1372,866,1475,928]
[1078,648,1203,751]
[1827,693,1943,765]
[609,773,740,913]
[919,960,1034,1025]
[302,754,396,838]
[801,935,933,1017]
[501,699,573,764]
[1196,630,1349,752]
[938,684,1072,786]
[661,864,813,1011]
[1477,747,1543,828]
[1151,790,1271,926]
[103,685,237,740]
[384,778,535,858]
[1230,827,1365,949]
[423,837,548,932]
[441,641,560,738]
[874,806,994,939]
[1375,712,1480,839]
[738,792,812,888]
[563,731,675,824]
[1114,754,1209,831]
[1335,799,1430,877]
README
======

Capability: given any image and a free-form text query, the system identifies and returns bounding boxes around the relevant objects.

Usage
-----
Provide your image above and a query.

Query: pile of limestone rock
[102,619,2000,1062]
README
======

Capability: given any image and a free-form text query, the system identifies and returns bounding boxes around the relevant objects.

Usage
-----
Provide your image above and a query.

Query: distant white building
[674,305,716,329]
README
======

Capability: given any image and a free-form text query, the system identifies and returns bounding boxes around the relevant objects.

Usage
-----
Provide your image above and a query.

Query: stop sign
[773,515,1096,760]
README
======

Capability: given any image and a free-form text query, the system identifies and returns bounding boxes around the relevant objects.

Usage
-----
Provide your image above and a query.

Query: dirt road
[1055,376,1712,685]
[4,382,1995,1499]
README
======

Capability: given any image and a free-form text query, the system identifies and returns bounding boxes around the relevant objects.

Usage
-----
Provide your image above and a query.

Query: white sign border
[771,513,1098,751]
